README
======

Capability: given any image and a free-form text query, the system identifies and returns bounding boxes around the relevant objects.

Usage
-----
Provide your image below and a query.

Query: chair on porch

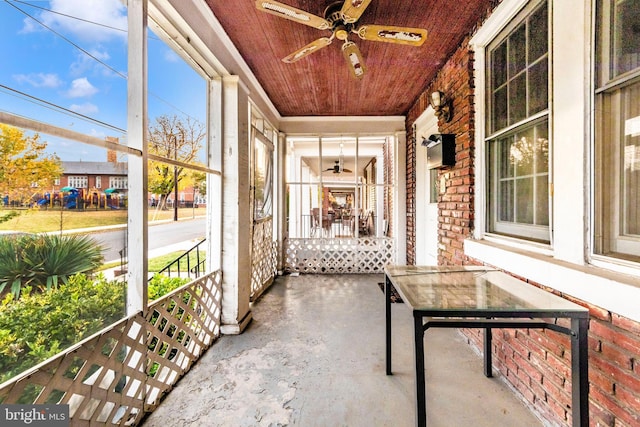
[358,210,370,236]
[311,208,321,237]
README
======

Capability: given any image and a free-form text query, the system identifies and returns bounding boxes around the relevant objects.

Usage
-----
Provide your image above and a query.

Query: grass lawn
[148,250,206,272]
[0,207,207,233]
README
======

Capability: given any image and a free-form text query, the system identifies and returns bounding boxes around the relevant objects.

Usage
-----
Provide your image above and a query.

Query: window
[253,132,273,220]
[485,0,549,242]
[595,0,640,261]
[95,176,101,189]
[109,176,127,189]
[68,176,88,189]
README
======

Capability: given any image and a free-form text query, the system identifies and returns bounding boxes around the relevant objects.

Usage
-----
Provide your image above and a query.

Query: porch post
[276,131,287,272]
[126,0,148,315]
[395,130,407,265]
[220,75,252,334]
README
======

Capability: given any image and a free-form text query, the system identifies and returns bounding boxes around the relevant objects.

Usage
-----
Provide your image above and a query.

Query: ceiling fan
[255,0,427,79]
[325,160,352,174]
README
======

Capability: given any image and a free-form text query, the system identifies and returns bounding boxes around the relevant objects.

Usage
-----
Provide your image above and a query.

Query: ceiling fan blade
[282,37,332,63]
[341,41,365,79]
[356,25,427,46]
[256,1,331,30]
[340,0,373,24]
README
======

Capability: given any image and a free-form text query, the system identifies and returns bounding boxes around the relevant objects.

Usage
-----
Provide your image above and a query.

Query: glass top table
[383,265,589,427]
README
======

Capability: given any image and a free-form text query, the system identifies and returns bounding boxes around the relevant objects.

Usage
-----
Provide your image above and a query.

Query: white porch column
[276,131,286,272]
[126,0,148,315]
[207,77,223,271]
[395,131,407,265]
[220,75,252,334]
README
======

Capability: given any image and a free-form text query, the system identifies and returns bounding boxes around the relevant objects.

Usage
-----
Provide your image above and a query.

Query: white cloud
[164,49,180,63]
[35,0,128,43]
[69,102,98,115]
[69,49,112,76]
[13,73,63,88]
[67,78,98,98]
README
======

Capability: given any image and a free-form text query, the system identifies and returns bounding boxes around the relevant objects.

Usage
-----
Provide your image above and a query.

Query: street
[91,217,206,262]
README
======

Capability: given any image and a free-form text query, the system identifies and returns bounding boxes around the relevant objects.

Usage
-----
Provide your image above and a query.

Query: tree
[147,115,205,210]
[0,124,62,206]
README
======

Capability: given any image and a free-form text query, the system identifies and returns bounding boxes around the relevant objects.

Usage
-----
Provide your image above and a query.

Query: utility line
[8,0,161,40]
[3,0,205,127]
[0,84,126,134]
[4,0,127,80]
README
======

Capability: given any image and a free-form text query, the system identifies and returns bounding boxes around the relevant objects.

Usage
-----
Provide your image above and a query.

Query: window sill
[464,238,640,323]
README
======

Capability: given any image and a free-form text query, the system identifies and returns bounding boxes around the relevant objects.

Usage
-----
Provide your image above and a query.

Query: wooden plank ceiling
[204,0,494,117]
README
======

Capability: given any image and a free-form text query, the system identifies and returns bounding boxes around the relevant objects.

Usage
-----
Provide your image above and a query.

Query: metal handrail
[152,238,206,280]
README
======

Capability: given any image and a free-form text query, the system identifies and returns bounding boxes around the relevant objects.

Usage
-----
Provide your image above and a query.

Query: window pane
[509,73,527,125]
[499,137,514,178]
[499,180,514,222]
[512,127,535,177]
[254,138,273,220]
[509,25,527,77]
[622,83,640,236]
[515,177,534,223]
[536,175,549,226]
[534,123,549,174]
[529,58,548,115]
[493,86,508,131]
[529,2,548,62]
[595,79,640,259]
[492,42,508,88]
[613,0,640,77]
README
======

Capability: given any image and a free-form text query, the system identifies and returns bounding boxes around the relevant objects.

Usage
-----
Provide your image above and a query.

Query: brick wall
[406,37,475,266]
[404,35,640,427]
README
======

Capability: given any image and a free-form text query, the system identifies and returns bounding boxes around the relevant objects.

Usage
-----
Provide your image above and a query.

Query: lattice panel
[251,219,277,299]
[144,271,222,411]
[284,238,395,274]
[0,270,222,426]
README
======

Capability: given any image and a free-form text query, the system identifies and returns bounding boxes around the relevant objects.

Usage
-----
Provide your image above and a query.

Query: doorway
[415,110,439,265]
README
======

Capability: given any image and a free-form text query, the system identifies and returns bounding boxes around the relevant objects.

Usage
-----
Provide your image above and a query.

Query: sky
[0,0,207,161]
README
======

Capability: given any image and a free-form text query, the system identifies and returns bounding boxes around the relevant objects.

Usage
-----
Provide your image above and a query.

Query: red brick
[600,342,634,371]
[591,354,640,394]
[611,314,640,335]
[590,369,616,394]
[591,319,640,355]
[589,400,615,427]
[590,387,640,427]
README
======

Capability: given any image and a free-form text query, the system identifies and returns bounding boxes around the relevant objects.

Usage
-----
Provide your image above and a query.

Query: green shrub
[0,273,125,383]
[0,233,103,298]
[148,274,190,301]
[0,273,191,384]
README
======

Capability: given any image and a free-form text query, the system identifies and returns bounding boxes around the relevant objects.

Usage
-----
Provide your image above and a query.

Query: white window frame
[95,176,102,189]
[467,0,640,324]
[593,0,640,263]
[483,0,551,243]
[68,175,88,189]
[109,176,128,190]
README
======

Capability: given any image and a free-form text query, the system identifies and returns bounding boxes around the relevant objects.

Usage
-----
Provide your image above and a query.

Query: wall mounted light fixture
[430,90,452,123]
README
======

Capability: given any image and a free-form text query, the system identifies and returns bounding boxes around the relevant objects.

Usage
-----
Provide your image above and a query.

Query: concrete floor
[141,274,542,427]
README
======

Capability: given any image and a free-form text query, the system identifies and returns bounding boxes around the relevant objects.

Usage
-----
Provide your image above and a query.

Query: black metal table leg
[385,275,392,375]
[414,313,426,427]
[571,317,589,427]
[483,327,493,377]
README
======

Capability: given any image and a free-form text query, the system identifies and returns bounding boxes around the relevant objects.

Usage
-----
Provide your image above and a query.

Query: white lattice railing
[284,238,395,274]
[251,218,277,300]
[0,270,222,426]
